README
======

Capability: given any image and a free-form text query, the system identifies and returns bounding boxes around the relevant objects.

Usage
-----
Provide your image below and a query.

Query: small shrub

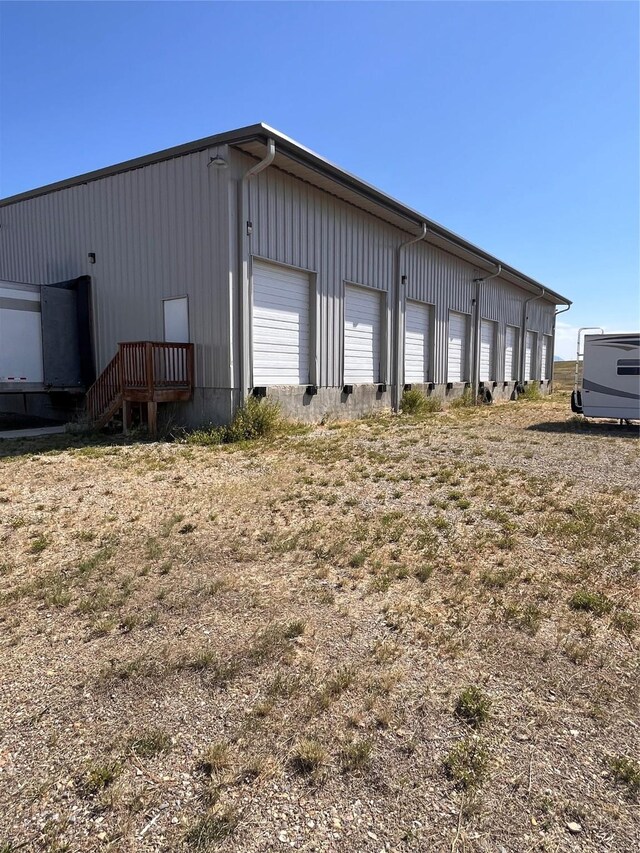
[444,736,489,789]
[186,398,284,446]
[569,589,613,617]
[283,620,305,639]
[29,535,49,555]
[608,755,640,799]
[415,564,433,583]
[226,398,283,442]
[455,686,491,728]
[348,551,367,569]
[401,389,424,414]
[504,602,542,635]
[185,809,238,849]
[198,743,231,776]
[450,389,475,409]
[127,728,171,758]
[315,665,356,709]
[612,610,638,635]
[340,739,372,772]
[291,738,326,775]
[520,384,542,401]
[82,761,120,795]
[185,649,218,671]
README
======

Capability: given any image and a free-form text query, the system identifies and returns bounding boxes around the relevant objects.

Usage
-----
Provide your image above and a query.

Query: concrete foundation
[257,384,392,424]
[166,379,554,428]
[0,378,553,434]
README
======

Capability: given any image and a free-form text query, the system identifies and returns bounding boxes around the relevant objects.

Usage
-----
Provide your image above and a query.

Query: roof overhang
[0,122,571,305]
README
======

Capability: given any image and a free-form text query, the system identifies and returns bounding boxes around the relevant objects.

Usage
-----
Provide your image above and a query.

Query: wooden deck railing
[120,341,194,391]
[86,352,122,424]
[86,342,194,427]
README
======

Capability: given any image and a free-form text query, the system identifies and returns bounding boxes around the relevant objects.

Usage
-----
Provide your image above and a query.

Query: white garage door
[479,320,495,382]
[405,301,431,383]
[524,331,536,380]
[344,284,382,384]
[448,311,468,383]
[252,261,310,385]
[504,326,517,381]
[541,336,550,379]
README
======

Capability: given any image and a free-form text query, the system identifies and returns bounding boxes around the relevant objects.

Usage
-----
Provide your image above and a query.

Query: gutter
[394,223,427,411]
[238,139,276,405]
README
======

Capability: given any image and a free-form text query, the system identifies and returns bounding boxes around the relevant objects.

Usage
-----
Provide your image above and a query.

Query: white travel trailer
[571,332,640,421]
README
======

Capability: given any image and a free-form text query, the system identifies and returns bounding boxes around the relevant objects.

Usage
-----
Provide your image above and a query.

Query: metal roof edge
[0,122,572,305]
[0,123,270,207]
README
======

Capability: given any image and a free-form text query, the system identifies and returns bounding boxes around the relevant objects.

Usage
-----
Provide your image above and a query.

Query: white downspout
[394,222,427,412]
[472,264,501,402]
[239,139,276,404]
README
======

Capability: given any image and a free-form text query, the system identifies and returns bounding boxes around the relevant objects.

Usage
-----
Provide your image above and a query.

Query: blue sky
[1,1,638,357]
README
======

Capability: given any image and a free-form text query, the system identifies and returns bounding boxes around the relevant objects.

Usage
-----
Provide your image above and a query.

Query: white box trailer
[0,281,45,387]
[0,276,94,394]
[572,332,640,421]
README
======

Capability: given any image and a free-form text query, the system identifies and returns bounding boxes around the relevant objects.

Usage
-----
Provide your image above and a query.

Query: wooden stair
[86,341,194,436]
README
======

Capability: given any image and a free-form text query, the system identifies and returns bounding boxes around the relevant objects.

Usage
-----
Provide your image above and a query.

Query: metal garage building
[0,123,571,427]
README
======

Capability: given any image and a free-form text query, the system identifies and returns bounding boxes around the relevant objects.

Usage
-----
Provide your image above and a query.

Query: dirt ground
[0,393,638,853]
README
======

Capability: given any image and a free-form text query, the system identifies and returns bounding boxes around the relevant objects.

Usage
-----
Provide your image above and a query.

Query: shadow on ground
[527,419,639,438]
[0,429,161,460]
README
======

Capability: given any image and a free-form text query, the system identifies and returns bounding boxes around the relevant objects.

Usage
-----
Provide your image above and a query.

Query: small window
[617,358,640,376]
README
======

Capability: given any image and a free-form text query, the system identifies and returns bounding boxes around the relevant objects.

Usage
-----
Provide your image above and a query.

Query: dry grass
[0,392,638,852]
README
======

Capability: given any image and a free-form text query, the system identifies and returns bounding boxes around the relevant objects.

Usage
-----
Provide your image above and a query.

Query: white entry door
[252,260,310,385]
[448,311,468,383]
[405,301,431,384]
[344,284,382,384]
[163,296,189,343]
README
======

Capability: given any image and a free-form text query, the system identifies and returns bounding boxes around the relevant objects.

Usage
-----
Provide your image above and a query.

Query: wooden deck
[86,341,194,435]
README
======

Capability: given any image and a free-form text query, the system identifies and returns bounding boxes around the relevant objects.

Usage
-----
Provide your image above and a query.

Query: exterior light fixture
[207,152,228,168]
[88,252,96,264]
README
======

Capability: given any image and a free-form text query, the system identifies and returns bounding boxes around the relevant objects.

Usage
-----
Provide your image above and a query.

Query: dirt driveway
[1,395,638,852]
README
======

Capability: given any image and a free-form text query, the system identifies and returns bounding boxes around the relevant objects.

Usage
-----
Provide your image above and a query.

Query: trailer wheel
[570,390,583,414]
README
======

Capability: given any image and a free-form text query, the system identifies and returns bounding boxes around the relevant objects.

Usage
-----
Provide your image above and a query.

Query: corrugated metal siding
[404,244,473,384]
[0,151,232,388]
[1,143,561,398]
[241,153,396,387]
